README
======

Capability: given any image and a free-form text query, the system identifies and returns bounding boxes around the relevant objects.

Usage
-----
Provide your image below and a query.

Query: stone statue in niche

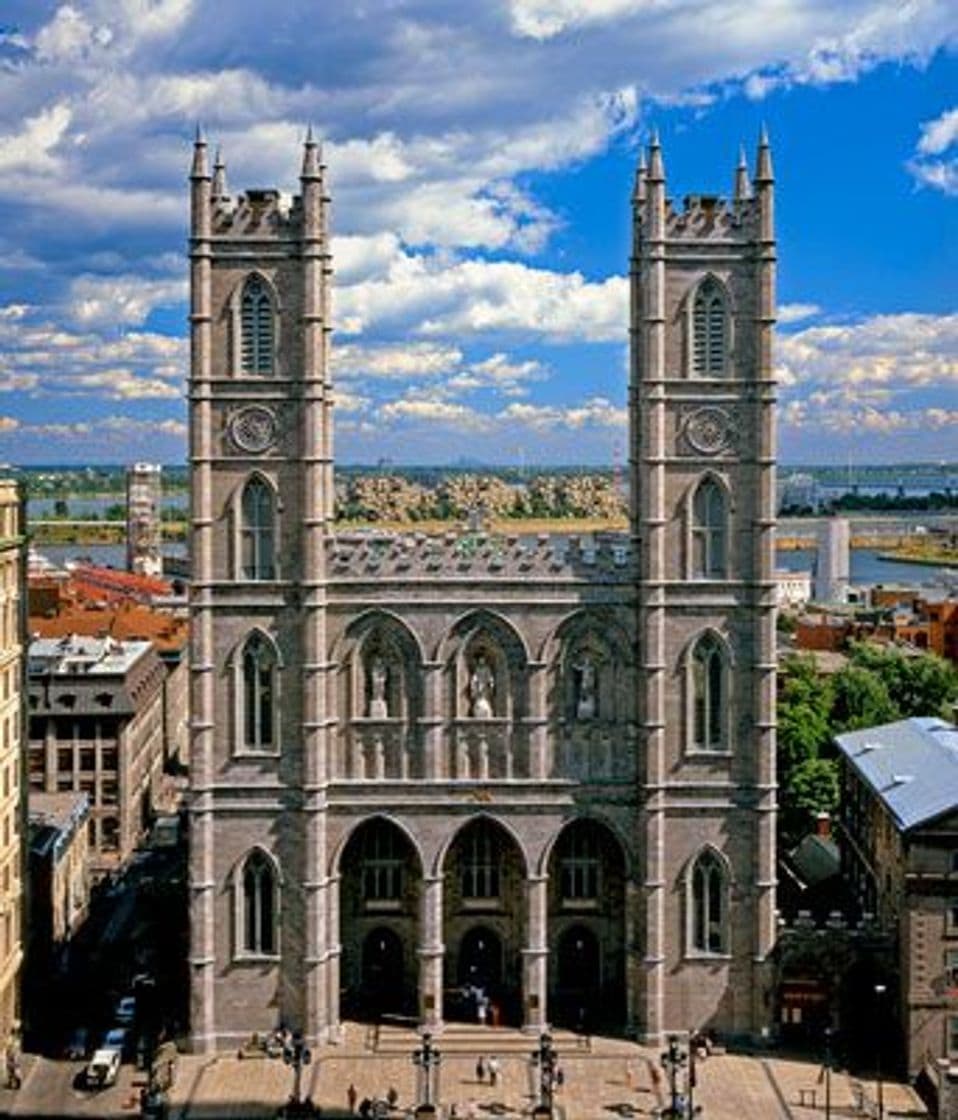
[369,657,389,719]
[469,654,495,718]
[573,653,598,720]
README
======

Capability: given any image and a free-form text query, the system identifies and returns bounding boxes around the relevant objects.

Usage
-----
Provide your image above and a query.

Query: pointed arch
[685,846,732,956]
[438,609,530,721]
[687,473,729,579]
[435,812,531,881]
[229,628,282,755]
[233,846,281,959]
[682,628,733,754]
[545,610,633,725]
[338,609,426,724]
[688,274,732,378]
[330,812,426,880]
[236,473,278,580]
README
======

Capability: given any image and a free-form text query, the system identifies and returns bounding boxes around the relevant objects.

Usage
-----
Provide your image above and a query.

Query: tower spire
[734,144,751,202]
[301,125,321,179]
[632,147,647,206]
[647,128,665,182]
[754,124,773,185]
[211,147,228,200]
[190,125,209,179]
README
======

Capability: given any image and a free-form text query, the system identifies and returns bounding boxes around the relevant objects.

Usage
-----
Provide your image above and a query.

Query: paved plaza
[0,1024,929,1118]
[155,1024,929,1120]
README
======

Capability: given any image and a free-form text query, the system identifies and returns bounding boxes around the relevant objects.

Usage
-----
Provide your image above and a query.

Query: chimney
[815,812,831,840]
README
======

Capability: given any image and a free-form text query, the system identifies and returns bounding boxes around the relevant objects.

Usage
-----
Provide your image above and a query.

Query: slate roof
[834,717,958,832]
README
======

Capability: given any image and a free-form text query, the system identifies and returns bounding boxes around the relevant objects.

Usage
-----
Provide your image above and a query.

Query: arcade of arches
[338,815,628,1031]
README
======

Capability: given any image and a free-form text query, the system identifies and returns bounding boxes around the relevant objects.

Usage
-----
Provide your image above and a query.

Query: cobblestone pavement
[162,1024,930,1120]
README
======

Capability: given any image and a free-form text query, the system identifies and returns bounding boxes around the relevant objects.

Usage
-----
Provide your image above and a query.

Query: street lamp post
[412,1030,442,1112]
[660,1035,686,1119]
[823,1026,833,1120]
[280,1031,313,1118]
[530,1031,558,1118]
[874,984,886,1120]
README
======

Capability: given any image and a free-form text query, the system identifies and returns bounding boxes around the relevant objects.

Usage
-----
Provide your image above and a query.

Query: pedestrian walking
[556,1066,564,1090]
[348,1082,358,1113]
[476,1055,486,1083]
[488,1054,499,1087]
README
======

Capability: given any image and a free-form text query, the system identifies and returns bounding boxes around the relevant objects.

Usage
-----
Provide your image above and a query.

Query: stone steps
[372,1023,591,1056]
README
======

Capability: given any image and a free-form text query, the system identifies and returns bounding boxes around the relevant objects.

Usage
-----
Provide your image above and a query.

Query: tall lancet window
[691,479,727,578]
[242,633,276,751]
[692,278,726,376]
[690,850,727,954]
[692,634,725,752]
[241,849,277,955]
[240,477,276,580]
[240,275,274,375]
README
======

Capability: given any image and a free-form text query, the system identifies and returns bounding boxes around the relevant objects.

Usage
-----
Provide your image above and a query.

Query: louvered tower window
[692,633,725,752]
[692,279,726,376]
[241,275,274,375]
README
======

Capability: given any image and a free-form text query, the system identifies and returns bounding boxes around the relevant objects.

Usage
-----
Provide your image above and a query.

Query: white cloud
[776,312,958,389]
[0,103,72,175]
[334,342,463,380]
[379,398,491,430]
[69,274,187,327]
[778,302,821,324]
[908,105,958,195]
[34,6,108,62]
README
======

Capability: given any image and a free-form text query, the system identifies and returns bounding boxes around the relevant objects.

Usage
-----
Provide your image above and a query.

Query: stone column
[522,874,548,1031]
[419,873,444,1030]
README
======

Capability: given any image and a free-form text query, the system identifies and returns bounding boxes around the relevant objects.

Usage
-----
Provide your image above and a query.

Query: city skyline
[0,1,955,466]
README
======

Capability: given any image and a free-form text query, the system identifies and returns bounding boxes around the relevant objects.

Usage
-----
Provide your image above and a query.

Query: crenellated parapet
[664,194,759,240]
[327,531,633,583]
[210,188,303,237]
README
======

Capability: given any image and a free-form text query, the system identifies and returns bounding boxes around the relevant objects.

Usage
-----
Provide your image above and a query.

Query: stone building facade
[187,131,778,1051]
[0,483,23,1055]
[27,636,166,878]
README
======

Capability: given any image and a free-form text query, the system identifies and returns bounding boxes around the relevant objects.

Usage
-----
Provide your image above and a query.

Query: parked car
[103,1028,129,1059]
[84,1048,121,1089]
[114,996,136,1025]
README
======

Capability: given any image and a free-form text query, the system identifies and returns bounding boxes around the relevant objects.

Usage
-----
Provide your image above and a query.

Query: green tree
[829,664,897,732]
[848,642,958,718]
[781,757,840,842]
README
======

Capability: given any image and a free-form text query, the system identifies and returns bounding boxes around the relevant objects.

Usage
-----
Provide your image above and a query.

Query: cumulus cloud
[776,312,958,388]
[908,105,958,195]
[69,273,187,327]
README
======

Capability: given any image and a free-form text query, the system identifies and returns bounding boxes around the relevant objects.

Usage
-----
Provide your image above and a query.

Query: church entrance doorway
[555,925,600,1028]
[362,927,404,1017]
[457,925,502,990]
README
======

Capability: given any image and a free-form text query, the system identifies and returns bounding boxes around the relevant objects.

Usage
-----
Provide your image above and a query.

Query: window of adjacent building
[946,950,958,989]
[950,1015,958,1057]
[241,850,277,956]
[240,276,274,376]
[101,817,119,851]
[558,823,601,903]
[690,850,728,954]
[57,747,73,772]
[692,278,727,377]
[691,479,727,578]
[242,633,276,751]
[240,478,276,581]
[461,821,500,901]
[361,822,404,903]
[951,851,958,874]
[80,749,95,772]
[948,900,958,934]
[692,634,726,752]
[101,749,118,771]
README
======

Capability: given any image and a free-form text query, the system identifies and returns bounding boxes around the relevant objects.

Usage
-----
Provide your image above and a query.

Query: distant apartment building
[27,636,166,878]
[835,717,958,1079]
[0,482,23,1055]
[126,462,163,578]
[28,791,90,964]
[778,471,819,512]
[776,568,812,610]
[814,517,850,603]
[28,593,190,769]
[891,593,958,665]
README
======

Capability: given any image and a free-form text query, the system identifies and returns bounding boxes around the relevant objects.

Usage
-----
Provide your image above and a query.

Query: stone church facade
[187,130,778,1052]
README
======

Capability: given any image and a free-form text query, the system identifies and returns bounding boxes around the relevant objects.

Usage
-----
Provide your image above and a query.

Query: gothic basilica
[187,128,778,1051]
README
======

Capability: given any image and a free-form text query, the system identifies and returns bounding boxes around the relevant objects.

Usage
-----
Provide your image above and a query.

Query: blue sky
[0,1,955,465]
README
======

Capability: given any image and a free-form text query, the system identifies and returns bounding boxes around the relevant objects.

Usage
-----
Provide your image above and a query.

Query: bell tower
[187,130,334,1051]
[630,130,777,1040]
